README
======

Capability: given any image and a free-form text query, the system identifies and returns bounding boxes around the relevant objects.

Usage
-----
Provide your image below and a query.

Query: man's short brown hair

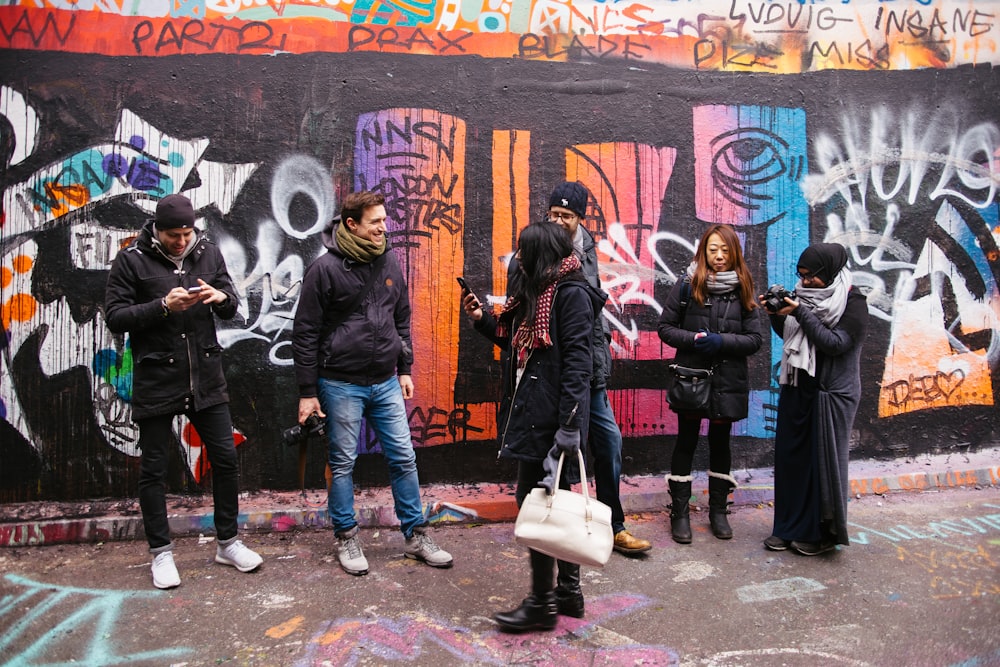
[341,191,386,225]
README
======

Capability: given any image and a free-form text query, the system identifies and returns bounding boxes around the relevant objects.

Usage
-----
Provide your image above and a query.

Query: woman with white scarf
[658,224,762,544]
[762,243,868,556]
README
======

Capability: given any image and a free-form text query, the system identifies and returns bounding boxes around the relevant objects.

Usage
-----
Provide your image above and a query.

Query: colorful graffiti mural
[1,0,999,502]
[0,0,997,72]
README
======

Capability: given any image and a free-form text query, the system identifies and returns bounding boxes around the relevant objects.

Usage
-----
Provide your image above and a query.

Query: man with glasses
[544,181,653,557]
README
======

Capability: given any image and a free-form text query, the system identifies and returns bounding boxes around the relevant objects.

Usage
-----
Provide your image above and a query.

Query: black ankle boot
[668,477,692,544]
[555,560,584,618]
[494,592,558,632]
[495,549,558,632]
[708,474,735,540]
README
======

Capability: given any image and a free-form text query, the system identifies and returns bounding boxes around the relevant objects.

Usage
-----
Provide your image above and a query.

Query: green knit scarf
[336,221,386,263]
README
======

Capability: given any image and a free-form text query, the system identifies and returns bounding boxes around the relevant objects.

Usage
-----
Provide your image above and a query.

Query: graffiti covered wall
[1,0,998,501]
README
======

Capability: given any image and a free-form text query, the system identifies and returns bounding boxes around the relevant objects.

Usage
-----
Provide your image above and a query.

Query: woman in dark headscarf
[760,243,868,555]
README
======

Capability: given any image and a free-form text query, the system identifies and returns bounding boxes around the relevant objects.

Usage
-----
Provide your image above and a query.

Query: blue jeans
[589,388,625,533]
[317,377,425,538]
[137,403,240,550]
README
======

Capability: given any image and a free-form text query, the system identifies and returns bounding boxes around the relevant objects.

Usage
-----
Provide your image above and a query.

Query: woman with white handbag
[462,222,604,633]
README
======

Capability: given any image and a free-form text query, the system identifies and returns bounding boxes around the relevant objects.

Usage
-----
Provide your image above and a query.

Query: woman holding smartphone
[461,222,605,632]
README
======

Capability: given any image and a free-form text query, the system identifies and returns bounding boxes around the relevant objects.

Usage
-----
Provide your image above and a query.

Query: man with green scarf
[292,190,453,576]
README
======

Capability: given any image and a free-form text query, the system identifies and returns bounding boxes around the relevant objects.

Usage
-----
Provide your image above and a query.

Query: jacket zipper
[497,349,532,459]
[152,239,198,396]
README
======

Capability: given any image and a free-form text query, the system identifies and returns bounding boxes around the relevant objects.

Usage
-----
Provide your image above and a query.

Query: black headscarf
[797,243,848,285]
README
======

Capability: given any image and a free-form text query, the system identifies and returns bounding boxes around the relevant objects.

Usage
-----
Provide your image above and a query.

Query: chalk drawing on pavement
[287,593,680,666]
[735,577,827,603]
[0,573,193,666]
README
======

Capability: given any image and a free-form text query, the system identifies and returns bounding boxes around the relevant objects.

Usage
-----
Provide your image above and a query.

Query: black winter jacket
[292,220,413,397]
[507,226,612,389]
[657,278,762,420]
[104,222,239,420]
[474,278,603,463]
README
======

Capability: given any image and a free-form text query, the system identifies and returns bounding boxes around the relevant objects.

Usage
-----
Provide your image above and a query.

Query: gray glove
[553,426,581,454]
[538,445,561,494]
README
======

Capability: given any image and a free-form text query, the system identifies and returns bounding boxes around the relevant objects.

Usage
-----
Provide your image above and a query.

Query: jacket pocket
[506,372,559,458]
[136,350,179,401]
[197,344,226,392]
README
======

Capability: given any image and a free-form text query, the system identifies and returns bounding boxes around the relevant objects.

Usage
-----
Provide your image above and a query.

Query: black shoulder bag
[667,277,713,412]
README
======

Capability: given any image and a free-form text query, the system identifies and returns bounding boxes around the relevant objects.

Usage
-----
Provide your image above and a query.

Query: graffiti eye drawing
[709,129,790,210]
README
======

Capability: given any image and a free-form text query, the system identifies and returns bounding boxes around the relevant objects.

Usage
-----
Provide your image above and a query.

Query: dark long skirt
[771,373,852,546]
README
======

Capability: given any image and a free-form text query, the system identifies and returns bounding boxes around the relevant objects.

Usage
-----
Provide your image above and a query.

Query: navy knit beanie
[548,181,589,219]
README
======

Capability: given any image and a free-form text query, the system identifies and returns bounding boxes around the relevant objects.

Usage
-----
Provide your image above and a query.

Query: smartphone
[187,285,203,293]
[456,277,480,307]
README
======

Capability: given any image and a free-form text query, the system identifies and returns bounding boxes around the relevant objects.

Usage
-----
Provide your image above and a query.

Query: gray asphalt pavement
[1,485,998,667]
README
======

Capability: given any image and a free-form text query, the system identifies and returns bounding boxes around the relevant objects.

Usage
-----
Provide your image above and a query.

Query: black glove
[694,331,722,356]
[553,426,581,454]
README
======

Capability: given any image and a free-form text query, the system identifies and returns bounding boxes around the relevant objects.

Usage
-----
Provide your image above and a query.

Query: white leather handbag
[514,449,614,567]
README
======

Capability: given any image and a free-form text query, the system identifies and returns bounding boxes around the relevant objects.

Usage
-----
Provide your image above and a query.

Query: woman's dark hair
[508,222,574,327]
[690,223,757,311]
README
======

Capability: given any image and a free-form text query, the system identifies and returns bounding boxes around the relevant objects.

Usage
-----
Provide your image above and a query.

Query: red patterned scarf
[498,254,582,366]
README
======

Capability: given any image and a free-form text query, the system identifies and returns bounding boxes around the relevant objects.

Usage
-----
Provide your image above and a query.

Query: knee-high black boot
[555,560,584,618]
[667,475,693,544]
[708,472,736,540]
[494,549,558,632]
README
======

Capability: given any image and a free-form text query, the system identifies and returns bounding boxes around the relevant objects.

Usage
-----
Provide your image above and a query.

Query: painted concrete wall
[1,0,998,501]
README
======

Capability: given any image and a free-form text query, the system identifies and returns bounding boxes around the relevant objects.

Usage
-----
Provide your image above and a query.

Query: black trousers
[137,403,240,550]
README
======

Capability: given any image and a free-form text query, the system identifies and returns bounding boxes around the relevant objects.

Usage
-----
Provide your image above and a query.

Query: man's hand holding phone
[164,281,226,312]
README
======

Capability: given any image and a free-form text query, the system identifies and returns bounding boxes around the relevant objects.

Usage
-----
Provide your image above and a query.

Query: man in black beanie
[104,193,262,589]
[545,181,652,558]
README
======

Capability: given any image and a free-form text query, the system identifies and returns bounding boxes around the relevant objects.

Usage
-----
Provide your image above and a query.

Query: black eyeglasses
[547,211,578,223]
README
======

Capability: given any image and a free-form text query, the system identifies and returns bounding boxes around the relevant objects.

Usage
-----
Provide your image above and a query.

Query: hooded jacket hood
[321,216,343,255]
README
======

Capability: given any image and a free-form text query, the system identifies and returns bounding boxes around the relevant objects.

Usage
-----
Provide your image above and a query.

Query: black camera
[763,284,796,313]
[282,412,326,446]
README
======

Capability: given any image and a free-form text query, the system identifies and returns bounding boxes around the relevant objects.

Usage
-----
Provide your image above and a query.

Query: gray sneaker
[336,526,369,576]
[404,526,453,568]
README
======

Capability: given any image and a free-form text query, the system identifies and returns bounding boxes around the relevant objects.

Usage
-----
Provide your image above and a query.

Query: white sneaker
[336,526,369,576]
[404,526,453,568]
[151,551,180,589]
[215,539,263,572]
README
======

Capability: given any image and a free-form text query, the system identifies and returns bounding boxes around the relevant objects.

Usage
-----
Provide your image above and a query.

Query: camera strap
[320,252,388,341]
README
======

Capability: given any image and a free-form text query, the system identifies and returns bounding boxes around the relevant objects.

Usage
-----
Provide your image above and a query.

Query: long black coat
[104,222,239,420]
[474,278,603,463]
[657,279,762,420]
[507,226,611,389]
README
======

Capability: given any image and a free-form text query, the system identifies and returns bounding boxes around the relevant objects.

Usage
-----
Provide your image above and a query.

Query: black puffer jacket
[292,219,413,397]
[475,278,603,463]
[104,222,239,420]
[657,278,762,420]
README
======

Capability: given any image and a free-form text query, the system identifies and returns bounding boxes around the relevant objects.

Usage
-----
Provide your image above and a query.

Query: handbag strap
[551,449,593,504]
[677,276,692,328]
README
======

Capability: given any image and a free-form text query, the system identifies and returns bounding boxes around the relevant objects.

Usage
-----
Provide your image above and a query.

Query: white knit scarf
[779,269,852,386]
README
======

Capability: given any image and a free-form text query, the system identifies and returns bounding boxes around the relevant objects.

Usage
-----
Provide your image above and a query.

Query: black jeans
[137,403,240,550]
